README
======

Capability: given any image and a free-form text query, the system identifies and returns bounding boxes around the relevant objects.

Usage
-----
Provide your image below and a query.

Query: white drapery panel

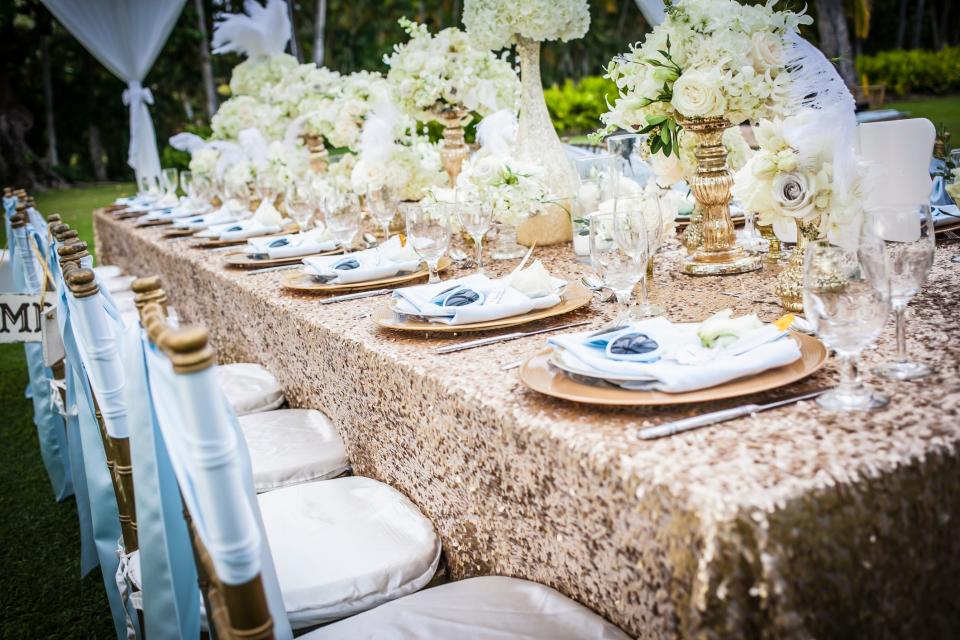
[42,0,187,183]
[635,0,665,26]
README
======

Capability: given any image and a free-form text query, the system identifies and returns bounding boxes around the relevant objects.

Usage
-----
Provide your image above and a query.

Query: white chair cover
[858,118,936,208]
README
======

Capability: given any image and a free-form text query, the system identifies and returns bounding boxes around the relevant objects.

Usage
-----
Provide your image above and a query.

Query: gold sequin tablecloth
[94,209,960,639]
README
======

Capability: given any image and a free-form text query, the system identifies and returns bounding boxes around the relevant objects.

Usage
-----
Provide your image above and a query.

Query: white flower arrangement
[188,147,220,184]
[385,18,519,122]
[211,96,287,141]
[462,0,590,51]
[310,153,357,202]
[229,53,299,99]
[455,149,551,226]
[601,0,811,157]
[649,126,753,187]
[350,135,446,202]
[223,160,255,197]
[256,140,310,194]
[733,112,866,248]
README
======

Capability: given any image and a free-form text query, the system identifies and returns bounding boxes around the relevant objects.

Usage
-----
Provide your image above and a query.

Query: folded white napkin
[393,273,562,325]
[247,228,338,259]
[198,219,283,241]
[174,207,238,230]
[302,236,421,285]
[548,317,801,393]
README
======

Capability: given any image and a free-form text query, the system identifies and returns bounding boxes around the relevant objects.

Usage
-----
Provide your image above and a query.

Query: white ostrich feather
[168,132,208,154]
[283,112,317,148]
[476,109,517,156]
[238,128,270,169]
[359,100,400,163]
[212,0,291,59]
[207,140,245,178]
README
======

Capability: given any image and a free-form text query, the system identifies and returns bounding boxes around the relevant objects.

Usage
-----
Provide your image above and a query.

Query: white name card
[0,293,56,343]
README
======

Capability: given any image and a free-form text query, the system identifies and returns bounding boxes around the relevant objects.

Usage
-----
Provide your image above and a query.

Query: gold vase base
[681,250,762,276]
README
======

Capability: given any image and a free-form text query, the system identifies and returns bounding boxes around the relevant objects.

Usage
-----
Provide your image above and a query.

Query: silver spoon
[579,275,616,302]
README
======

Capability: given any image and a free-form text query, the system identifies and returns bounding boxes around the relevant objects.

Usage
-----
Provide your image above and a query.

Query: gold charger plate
[224,246,343,269]
[282,256,453,293]
[136,218,173,228]
[192,229,292,250]
[518,332,827,406]
[371,282,593,334]
[162,227,198,239]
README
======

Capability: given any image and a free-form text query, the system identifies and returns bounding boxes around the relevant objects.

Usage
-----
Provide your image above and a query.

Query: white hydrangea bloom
[455,148,551,225]
[463,0,590,51]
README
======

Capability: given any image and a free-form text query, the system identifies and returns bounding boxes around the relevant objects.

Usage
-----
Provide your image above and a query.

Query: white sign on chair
[0,293,55,343]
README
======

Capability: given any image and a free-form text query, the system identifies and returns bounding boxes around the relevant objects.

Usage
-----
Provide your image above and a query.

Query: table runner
[95,209,960,638]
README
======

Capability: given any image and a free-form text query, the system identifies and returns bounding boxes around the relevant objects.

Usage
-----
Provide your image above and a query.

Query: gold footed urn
[774,217,821,312]
[433,105,472,187]
[680,117,762,276]
[301,134,329,173]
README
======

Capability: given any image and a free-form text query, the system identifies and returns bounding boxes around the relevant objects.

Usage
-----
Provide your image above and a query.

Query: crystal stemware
[457,199,494,274]
[180,171,194,201]
[863,205,936,380]
[324,194,361,251]
[803,239,890,411]
[367,184,400,241]
[285,184,316,235]
[590,211,644,327]
[406,202,451,284]
[613,194,661,318]
[606,133,653,188]
[573,154,618,256]
[161,168,179,198]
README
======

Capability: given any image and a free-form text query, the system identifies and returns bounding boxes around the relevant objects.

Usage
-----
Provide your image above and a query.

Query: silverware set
[434,320,591,355]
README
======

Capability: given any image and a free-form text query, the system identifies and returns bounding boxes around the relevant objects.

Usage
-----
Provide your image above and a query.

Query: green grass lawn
[1,182,131,639]
[885,95,960,139]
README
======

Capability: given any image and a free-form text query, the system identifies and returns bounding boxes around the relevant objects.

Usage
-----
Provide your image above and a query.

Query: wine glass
[573,155,618,257]
[803,238,890,411]
[180,171,194,200]
[286,183,316,235]
[457,199,494,274]
[161,168,179,198]
[324,194,361,251]
[614,194,661,318]
[406,202,451,284]
[590,211,643,327]
[367,184,400,242]
[606,133,653,188]
[862,205,936,380]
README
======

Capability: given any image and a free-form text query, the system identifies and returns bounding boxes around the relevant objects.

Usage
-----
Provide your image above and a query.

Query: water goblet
[180,171,194,201]
[573,154,618,256]
[161,168,179,198]
[406,202,451,284]
[606,133,653,189]
[324,194,361,251]
[457,199,494,274]
[590,211,644,326]
[803,239,890,411]
[285,184,316,235]
[613,195,660,318]
[863,205,936,380]
[367,184,400,241]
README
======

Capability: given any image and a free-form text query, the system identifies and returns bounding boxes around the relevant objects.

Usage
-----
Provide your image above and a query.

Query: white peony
[670,69,727,119]
[462,0,590,51]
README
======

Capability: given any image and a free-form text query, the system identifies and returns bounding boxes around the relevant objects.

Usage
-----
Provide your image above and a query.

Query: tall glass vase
[514,36,574,247]
[774,217,821,312]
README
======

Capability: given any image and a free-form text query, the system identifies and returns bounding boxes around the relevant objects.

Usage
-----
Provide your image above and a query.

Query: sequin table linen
[94,209,960,639]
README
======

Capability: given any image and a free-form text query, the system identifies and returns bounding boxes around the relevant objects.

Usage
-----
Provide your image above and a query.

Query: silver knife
[317,288,393,305]
[245,263,302,275]
[435,320,591,354]
[638,389,827,440]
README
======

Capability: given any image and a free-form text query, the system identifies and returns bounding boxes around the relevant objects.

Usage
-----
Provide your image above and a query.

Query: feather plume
[283,112,317,148]
[476,109,517,156]
[168,132,208,154]
[359,100,400,163]
[206,141,245,178]
[212,0,291,59]
[237,128,270,169]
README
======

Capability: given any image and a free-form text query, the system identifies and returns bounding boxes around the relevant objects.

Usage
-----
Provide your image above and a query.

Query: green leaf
[645,115,668,125]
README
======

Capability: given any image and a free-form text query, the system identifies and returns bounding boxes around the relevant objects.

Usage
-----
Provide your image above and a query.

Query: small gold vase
[774,217,821,312]
[679,117,762,276]
[301,133,329,173]
[433,105,472,187]
[758,223,783,262]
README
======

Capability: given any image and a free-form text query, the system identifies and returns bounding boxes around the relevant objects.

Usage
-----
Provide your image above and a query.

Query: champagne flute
[324,194,361,251]
[367,184,400,241]
[863,205,936,380]
[457,199,494,274]
[590,211,644,327]
[803,238,890,411]
[285,184,316,236]
[613,195,659,318]
[406,202,451,284]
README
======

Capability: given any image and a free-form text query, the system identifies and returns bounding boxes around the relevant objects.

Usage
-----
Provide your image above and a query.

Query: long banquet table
[95,208,960,639]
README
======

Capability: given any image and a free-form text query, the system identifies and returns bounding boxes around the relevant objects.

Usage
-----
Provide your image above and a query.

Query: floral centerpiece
[351,136,446,203]
[463,0,590,245]
[948,169,960,204]
[385,18,519,185]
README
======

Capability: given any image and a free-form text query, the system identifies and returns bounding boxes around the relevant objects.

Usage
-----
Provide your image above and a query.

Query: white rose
[749,32,784,71]
[772,172,816,219]
[650,150,687,187]
[671,69,727,119]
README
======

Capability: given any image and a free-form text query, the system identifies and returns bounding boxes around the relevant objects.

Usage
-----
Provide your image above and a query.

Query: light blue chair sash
[59,282,131,640]
[12,222,73,500]
[143,338,294,640]
[122,322,200,640]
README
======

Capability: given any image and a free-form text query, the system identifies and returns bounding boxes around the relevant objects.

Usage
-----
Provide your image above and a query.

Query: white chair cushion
[216,363,285,416]
[305,576,631,640]
[259,476,441,628]
[94,265,124,280]
[105,274,137,293]
[239,408,350,492]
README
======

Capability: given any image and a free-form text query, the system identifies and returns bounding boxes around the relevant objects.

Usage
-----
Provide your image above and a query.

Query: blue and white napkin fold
[197,218,283,241]
[174,207,238,230]
[302,236,420,284]
[246,228,338,259]
[548,317,801,393]
[392,272,562,325]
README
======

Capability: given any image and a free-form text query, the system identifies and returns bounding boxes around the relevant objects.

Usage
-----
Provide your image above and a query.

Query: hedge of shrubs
[544,75,619,136]
[856,46,960,96]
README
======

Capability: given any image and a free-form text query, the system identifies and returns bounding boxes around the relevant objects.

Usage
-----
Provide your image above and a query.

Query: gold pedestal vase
[301,134,329,173]
[758,223,783,262]
[433,105,472,187]
[774,217,821,312]
[513,36,574,246]
[679,117,762,276]
[681,205,704,254]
